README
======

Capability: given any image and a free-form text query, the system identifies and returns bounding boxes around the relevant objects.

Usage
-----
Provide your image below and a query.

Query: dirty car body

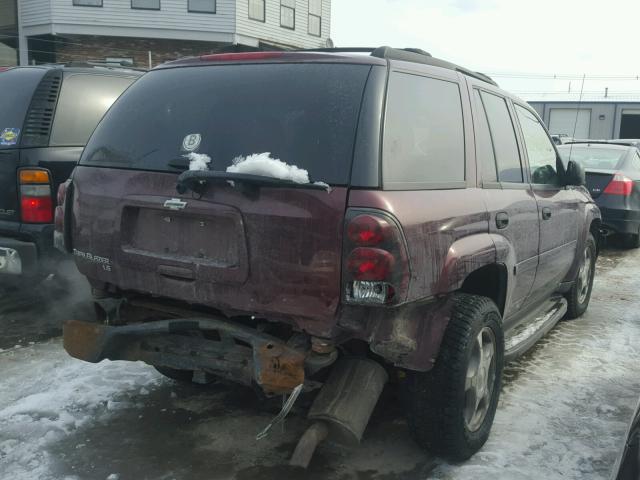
[59,48,600,460]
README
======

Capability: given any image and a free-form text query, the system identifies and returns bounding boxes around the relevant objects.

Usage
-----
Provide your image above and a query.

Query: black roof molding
[371,46,498,87]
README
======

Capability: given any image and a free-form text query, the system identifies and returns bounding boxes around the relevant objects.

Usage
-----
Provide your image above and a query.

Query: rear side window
[0,68,47,149]
[473,90,498,183]
[50,74,136,147]
[81,64,371,185]
[383,72,465,189]
[480,91,523,183]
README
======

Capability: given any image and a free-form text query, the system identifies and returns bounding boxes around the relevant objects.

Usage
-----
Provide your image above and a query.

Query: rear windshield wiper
[176,170,329,196]
[167,157,191,170]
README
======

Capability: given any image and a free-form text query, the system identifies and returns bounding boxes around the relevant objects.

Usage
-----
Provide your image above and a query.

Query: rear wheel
[565,232,597,319]
[401,294,504,461]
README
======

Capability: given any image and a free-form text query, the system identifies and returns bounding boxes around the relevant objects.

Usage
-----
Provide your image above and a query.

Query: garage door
[549,109,591,138]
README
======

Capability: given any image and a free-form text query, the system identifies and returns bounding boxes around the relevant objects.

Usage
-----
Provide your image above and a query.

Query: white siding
[21,0,54,27]
[18,0,331,48]
[48,0,236,37]
[236,0,330,49]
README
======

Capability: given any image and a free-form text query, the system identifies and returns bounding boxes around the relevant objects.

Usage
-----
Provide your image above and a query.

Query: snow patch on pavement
[430,250,640,479]
[0,342,162,480]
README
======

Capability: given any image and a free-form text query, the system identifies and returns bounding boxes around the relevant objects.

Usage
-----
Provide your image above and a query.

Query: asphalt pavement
[0,248,638,480]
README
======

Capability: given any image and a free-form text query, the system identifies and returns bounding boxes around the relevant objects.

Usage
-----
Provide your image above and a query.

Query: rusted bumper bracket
[63,318,305,395]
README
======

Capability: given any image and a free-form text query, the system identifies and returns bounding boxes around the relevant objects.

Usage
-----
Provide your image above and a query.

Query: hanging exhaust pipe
[289,358,388,468]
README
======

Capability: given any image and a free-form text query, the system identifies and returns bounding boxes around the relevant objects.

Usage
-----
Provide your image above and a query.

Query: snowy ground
[0,249,639,480]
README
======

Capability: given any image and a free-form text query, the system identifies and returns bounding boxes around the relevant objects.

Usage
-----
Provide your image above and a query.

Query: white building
[529,99,640,140]
[1,0,332,67]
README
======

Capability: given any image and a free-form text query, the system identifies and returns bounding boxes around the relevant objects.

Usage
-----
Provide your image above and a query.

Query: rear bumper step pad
[63,317,305,395]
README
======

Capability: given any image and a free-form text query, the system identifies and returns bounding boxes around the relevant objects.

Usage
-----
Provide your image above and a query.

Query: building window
[281,0,295,29]
[308,0,321,36]
[189,0,216,13]
[72,0,103,6]
[131,0,160,9]
[249,0,265,21]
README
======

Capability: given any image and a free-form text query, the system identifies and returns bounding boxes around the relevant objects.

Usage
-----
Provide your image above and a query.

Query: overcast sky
[331,0,640,100]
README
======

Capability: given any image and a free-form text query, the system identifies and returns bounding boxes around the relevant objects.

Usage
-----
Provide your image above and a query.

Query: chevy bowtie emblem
[164,198,187,210]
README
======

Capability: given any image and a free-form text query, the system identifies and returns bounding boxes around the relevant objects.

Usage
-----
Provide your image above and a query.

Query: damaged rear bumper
[63,317,306,395]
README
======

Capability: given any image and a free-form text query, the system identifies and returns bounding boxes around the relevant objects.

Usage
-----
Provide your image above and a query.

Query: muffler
[290,358,388,468]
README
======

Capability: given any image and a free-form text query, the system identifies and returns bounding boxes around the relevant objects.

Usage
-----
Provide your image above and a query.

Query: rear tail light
[19,168,53,223]
[343,211,410,305]
[603,173,634,196]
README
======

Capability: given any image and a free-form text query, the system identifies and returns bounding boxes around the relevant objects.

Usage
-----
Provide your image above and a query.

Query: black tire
[565,232,597,319]
[401,294,504,461]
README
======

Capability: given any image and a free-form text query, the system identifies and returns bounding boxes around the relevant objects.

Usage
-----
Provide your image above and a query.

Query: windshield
[558,145,626,170]
[0,68,47,149]
[80,63,372,185]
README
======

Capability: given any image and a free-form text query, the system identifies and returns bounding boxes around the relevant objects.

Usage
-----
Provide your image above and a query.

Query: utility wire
[488,72,640,81]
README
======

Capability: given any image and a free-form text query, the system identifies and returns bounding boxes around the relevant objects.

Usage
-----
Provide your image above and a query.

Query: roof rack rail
[221,46,498,87]
[299,47,379,53]
[371,46,498,87]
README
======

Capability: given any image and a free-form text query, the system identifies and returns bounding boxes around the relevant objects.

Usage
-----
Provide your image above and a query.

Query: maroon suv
[57,47,600,463]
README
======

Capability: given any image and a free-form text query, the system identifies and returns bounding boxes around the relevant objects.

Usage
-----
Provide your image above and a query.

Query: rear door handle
[542,207,552,220]
[496,212,509,229]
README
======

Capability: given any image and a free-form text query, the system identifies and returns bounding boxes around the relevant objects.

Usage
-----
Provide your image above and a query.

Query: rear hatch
[0,68,48,225]
[72,61,374,327]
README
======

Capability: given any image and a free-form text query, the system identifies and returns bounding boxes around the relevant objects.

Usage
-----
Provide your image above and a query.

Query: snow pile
[185,152,211,171]
[227,153,310,184]
[0,341,163,480]
[227,152,330,190]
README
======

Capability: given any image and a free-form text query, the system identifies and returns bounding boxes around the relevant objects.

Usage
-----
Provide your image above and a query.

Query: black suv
[0,65,141,278]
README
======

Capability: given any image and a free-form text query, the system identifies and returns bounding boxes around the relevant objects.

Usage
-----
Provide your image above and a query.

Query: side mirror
[564,160,586,187]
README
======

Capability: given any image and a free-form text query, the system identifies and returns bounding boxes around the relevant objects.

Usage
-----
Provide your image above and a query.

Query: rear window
[0,68,47,149]
[80,63,372,185]
[50,73,137,147]
[558,146,626,170]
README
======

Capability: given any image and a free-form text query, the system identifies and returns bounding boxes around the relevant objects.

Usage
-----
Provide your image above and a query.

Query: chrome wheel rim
[464,327,497,432]
[577,246,593,304]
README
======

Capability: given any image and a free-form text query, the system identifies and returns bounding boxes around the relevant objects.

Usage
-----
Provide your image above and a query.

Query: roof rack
[297,46,497,87]
[370,46,498,87]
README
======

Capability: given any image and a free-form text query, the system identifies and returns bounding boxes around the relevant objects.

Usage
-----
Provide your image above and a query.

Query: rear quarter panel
[562,187,601,283]
[348,188,493,300]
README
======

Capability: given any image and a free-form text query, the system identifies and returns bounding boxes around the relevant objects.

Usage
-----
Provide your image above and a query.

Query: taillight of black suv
[18,168,53,224]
